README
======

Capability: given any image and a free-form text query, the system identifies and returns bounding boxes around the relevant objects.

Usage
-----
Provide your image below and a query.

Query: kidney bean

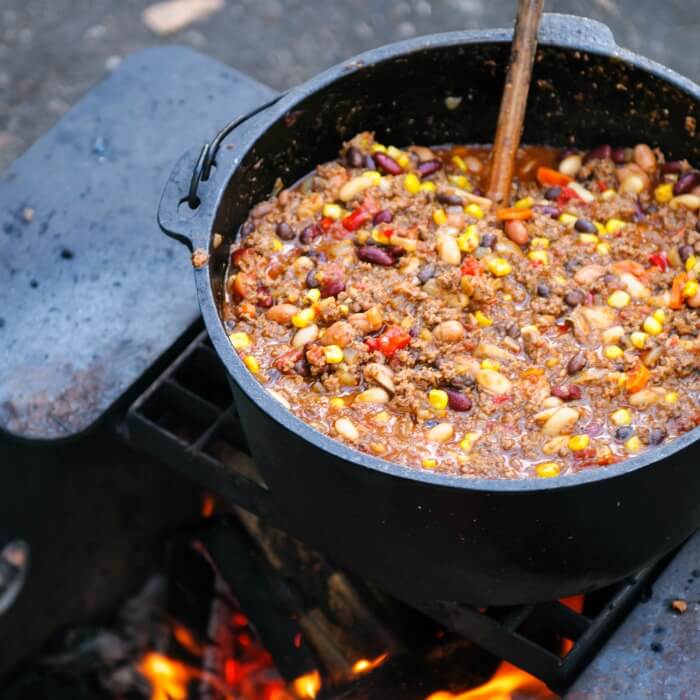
[387,245,406,259]
[364,154,376,170]
[662,160,683,174]
[611,147,626,164]
[346,146,364,168]
[584,144,612,163]
[373,209,394,225]
[416,159,442,178]
[543,186,562,200]
[506,323,520,339]
[536,282,551,297]
[504,220,529,246]
[564,289,586,307]
[480,232,496,248]
[673,171,700,195]
[374,152,403,175]
[437,192,464,206]
[446,389,473,412]
[256,284,273,308]
[649,428,667,445]
[320,278,346,298]
[357,245,395,266]
[615,426,634,442]
[551,384,582,401]
[574,218,597,233]
[417,263,435,283]
[300,224,321,244]
[275,222,296,240]
[679,244,694,262]
[567,351,587,375]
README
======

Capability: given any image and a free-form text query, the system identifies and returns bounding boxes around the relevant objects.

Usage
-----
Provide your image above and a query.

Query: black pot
[159,15,700,605]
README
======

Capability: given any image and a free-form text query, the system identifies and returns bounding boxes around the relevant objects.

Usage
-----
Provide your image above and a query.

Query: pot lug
[539,13,616,50]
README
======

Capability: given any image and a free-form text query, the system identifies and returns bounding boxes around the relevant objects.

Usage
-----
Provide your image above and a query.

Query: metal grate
[121,330,667,695]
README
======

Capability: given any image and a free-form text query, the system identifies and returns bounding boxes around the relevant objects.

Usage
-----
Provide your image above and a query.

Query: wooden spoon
[487,0,545,206]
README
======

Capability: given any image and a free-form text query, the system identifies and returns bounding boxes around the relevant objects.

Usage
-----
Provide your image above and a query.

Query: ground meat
[222,134,700,479]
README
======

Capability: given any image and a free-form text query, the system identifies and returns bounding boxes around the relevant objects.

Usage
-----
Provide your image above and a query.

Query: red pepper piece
[365,325,411,357]
[648,251,669,272]
[342,207,370,231]
[319,216,334,231]
[556,186,582,207]
[536,166,572,188]
[460,256,482,276]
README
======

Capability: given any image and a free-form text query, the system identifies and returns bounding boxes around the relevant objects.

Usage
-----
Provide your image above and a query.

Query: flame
[425,661,553,700]
[173,624,204,656]
[201,493,216,518]
[351,652,389,675]
[138,652,196,700]
[292,670,321,698]
[559,595,584,655]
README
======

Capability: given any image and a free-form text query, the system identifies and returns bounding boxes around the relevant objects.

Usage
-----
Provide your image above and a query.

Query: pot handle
[538,13,616,50]
[158,93,285,249]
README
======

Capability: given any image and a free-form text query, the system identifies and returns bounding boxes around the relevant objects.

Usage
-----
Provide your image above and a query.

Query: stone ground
[1,0,698,172]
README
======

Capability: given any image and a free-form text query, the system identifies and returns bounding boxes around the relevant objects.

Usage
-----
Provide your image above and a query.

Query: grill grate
[122,330,666,694]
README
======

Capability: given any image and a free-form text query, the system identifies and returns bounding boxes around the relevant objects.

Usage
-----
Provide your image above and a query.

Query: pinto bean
[292,324,319,348]
[504,220,529,246]
[633,144,657,172]
[433,320,465,342]
[266,303,299,325]
[321,321,356,348]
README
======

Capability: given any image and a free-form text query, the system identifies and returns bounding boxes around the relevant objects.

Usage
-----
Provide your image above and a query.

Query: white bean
[355,387,390,404]
[427,423,454,443]
[437,234,462,265]
[339,174,375,202]
[671,194,700,210]
[476,369,512,396]
[542,407,580,436]
[292,324,319,347]
[559,154,582,178]
[335,418,359,441]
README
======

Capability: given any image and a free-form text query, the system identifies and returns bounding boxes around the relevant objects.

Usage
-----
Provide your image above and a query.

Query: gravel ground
[1,0,698,171]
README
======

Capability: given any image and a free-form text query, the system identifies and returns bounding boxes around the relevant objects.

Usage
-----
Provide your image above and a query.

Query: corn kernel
[568,434,590,451]
[643,316,663,335]
[655,183,674,204]
[536,462,561,478]
[474,310,492,327]
[601,189,617,200]
[339,304,349,315]
[433,208,448,225]
[323,203,343,220]
[502,293,513,302]
[292,307,315,328]
[404,173,421,194]
[370,143,386,153]
[611,408,632,426]
[684,280,700,297]
[448,174,471,190]
[372,410,390,424]
[243,355,259,373]
[545,357,559,368]
[422,458,437,469]
[605,218,626,234]
[607,290,631,308]
[625,435,642,452]
[665,391,679,404]
[515,196,534,210]
[451,154,467,171]
[459,432,480,452]
[480,359,500,371]
[457,225,479,253]
[229,332,251,350]
[652,308,666,323]
[272,239,283,251]
[428,389,449,410]
[302,289,319,305]
[387,145,402,159]
[397,154,411,169]
[630,331,647,349]
[594,221,606,235]
[323,345,344,363]
[356,229,370,244]
[596,242,611,255]
[464,203,484,219]
[531,237,550,249]
[420,181,436,192]
[558,213,577,226]
[362,170,382,184]
[579,233,599,244]
[604,345,624,360]
[371,228,391,245]
[528,250,549,264]
[685,255,698,272]
[486,257,512,277]
[330,397,345,408]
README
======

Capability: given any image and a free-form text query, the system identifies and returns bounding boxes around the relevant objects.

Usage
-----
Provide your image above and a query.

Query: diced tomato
[625,362,651,394]
[536,166,572,188]
[556,186,582,207]
[342,207,371,231]
[365,325,411,357]
[596,179,608,192]
[461,256,482,276]
[382,227,394,238]
[648,251,669,272]
[495,207,534,221]
[319,216,334,231]
[493,395,511,404]
[670,272,688,309]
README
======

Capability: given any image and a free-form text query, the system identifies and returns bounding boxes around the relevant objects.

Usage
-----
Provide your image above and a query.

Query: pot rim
[198,22,700,494]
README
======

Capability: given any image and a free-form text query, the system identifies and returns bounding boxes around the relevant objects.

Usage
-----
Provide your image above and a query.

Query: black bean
[649,428,667,445]
[418,263,435,283]
[543,186,562,200]
[611,147,626,164]
[506,323,520,339]
[480,232,496,248]
[584,144,612,163]
[374,152,403,175]
[437,192,464,206]
[567,351,587,375]
[300,224,321,244]
[564,259,581,274]
[417,159,442,178]
[373,209,394,225]
[673,171,700,195]
[446,389,473,412]
[275,222,295,240]
[661,161,683,174]
[534,204,561,218]
[536,282,551,297]
[241,220,255,236]
[346,146,364,168]
[306,270,319,288]
[357,245,395,266]
[564,289,586,307]
[293,359,310,377]
[615,426,634,442]
[679,244,694,262]
[696,220,700,233]
[364,154,376,170]
[574,218,597,233]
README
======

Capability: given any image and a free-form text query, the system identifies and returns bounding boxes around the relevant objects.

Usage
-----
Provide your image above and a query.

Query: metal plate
[0,47,274,441]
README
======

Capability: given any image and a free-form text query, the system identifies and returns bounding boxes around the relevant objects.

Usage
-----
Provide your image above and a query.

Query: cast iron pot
[159,14,700,605]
